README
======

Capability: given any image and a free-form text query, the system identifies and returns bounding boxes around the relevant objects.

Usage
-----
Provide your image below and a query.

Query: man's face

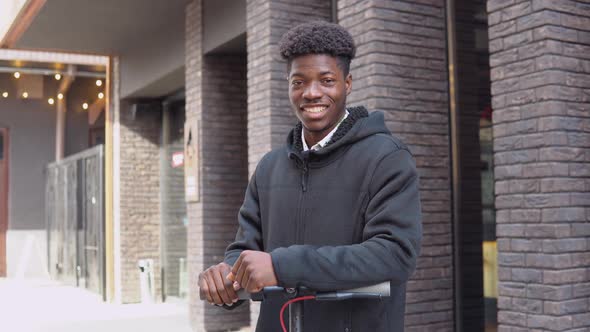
[288,54,352,138]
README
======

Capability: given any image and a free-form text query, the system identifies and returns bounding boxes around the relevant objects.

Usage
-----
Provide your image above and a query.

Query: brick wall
[118,100,162,303]
[201,55,250,331]
[185,1,206,329]
[186,1,250,330]
[338,0,454,330]
[245,0,332,327]
[246,0,332,175]
[488,0,590,330]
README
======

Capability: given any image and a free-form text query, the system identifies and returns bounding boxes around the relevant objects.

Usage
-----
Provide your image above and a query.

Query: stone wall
[186,1,250,330]
[118,100,162,303]
[488,0,590,330]
[338,0,454,330]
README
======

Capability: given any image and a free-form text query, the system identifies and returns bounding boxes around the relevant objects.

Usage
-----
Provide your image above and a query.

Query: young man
[198,21,422,331]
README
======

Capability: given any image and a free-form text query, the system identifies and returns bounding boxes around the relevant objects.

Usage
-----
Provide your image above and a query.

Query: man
[198,21,422,331]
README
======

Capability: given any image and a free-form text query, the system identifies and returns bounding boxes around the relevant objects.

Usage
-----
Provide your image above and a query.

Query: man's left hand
[227,250,278,293]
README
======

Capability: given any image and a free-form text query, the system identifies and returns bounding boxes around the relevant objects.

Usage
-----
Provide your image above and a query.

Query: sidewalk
[0,278,192,332]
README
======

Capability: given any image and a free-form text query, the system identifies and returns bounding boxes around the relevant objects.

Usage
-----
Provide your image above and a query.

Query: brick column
[118,100,162,303]
[186,1,250,331]
[246,0,332,174]
[488,0,590,330]
[338,0,454,330]
[245,0,332,327]
[185,1,206,329]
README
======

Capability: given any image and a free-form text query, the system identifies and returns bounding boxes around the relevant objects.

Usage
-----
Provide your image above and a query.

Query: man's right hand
[198,262,239,306]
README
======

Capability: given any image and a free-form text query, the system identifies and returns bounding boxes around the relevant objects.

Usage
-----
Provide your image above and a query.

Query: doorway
[447,0,496,331]
[160,92,188,302]
[0,127,9,277]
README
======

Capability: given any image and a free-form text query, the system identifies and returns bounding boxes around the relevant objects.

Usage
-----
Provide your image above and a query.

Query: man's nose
[302,81,322,100]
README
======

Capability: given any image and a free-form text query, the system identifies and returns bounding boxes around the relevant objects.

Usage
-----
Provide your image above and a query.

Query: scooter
[237,282,390,332]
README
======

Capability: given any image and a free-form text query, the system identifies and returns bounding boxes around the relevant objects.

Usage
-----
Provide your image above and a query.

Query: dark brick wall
[246,0,332,175]
[118,100,162,303]
[245,0,332,326]
[201,54,250,331]
[488,0,590,330]
[339,0,454,331]
[186,1,250,330]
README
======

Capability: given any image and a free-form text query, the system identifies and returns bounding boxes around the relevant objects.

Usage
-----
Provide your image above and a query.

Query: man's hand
[198,262,239,306]
[227,250,278,293]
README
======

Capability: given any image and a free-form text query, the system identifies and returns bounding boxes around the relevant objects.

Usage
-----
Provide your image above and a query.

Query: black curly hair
[278,21,356,75]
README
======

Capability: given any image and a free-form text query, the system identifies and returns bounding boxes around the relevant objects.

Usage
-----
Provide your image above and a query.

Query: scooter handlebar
[237,281,391,301]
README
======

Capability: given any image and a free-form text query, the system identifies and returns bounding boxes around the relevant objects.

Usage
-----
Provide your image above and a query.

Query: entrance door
[160,96,188,301]
[0,128,9,277]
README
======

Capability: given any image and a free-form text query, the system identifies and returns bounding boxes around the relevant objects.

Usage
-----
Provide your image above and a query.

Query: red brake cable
[279,295,316,332]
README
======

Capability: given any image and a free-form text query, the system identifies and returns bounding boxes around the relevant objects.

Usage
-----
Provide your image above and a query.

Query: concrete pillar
[338,0,454,330]
[488,0,590,330]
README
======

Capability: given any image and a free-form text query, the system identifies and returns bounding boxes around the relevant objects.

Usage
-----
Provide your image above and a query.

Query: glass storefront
[448,0,497,330]
[160,94,188,301]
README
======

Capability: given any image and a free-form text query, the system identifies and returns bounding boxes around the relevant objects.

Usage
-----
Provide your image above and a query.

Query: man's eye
[322,79,335,84]
[291,81,303,86]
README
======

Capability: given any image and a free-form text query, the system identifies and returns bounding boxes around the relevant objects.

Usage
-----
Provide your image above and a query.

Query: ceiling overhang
[13,0,191,55]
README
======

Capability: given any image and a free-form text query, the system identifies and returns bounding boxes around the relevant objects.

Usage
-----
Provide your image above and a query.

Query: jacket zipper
[301,163,309,192]
[296,154,309,244]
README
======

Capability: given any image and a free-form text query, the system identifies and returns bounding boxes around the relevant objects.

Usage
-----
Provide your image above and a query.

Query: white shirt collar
[302,110,349,152]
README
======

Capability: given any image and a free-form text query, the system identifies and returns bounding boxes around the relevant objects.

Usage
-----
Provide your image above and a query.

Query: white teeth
[305,106,327,113]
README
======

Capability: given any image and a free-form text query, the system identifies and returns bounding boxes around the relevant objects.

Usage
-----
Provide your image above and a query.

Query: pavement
[0,278,193,332]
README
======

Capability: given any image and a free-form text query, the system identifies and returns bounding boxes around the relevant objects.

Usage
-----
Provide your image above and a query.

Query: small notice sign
[172,152,184,168]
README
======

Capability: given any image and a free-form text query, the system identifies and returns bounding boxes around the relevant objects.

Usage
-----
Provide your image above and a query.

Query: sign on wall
[184,120,199,202]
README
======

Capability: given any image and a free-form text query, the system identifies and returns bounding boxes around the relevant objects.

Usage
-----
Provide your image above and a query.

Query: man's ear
[345,73,352,95]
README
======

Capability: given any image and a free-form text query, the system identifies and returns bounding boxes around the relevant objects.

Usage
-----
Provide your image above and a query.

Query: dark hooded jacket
[225,106,422,332]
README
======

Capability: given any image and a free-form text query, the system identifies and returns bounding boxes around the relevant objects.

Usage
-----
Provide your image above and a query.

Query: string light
[54,74,61,80]
[57,93,64,100]
[48,98,55,105]
[82,102,89,110]
[2,92,7,98]
[22,92,28,98]
[98,92,104,99]
[95,79,102,87]
[14,72,20,79]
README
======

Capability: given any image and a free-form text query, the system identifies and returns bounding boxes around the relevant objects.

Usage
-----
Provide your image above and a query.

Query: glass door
[160,94,188,301]
[448,0,497,331]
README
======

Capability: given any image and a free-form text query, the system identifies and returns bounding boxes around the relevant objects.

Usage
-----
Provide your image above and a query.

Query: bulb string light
[3,72,106,107]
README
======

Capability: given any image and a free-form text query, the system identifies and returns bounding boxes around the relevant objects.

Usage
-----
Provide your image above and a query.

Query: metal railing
[45,145,105,299]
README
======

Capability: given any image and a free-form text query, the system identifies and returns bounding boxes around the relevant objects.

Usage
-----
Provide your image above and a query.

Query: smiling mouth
[302,106,328,113]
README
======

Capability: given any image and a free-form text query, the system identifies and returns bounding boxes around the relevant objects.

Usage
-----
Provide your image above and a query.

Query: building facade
[1,0,589,331]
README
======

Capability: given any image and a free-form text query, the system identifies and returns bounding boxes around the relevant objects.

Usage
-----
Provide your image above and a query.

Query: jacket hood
[287,106,391,157]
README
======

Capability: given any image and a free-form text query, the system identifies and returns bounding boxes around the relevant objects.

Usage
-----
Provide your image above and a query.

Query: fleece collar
[290,106,369,153]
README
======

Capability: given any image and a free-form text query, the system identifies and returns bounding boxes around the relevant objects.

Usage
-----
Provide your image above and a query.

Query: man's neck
[302,109,349,150]
[303,131,329,148]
